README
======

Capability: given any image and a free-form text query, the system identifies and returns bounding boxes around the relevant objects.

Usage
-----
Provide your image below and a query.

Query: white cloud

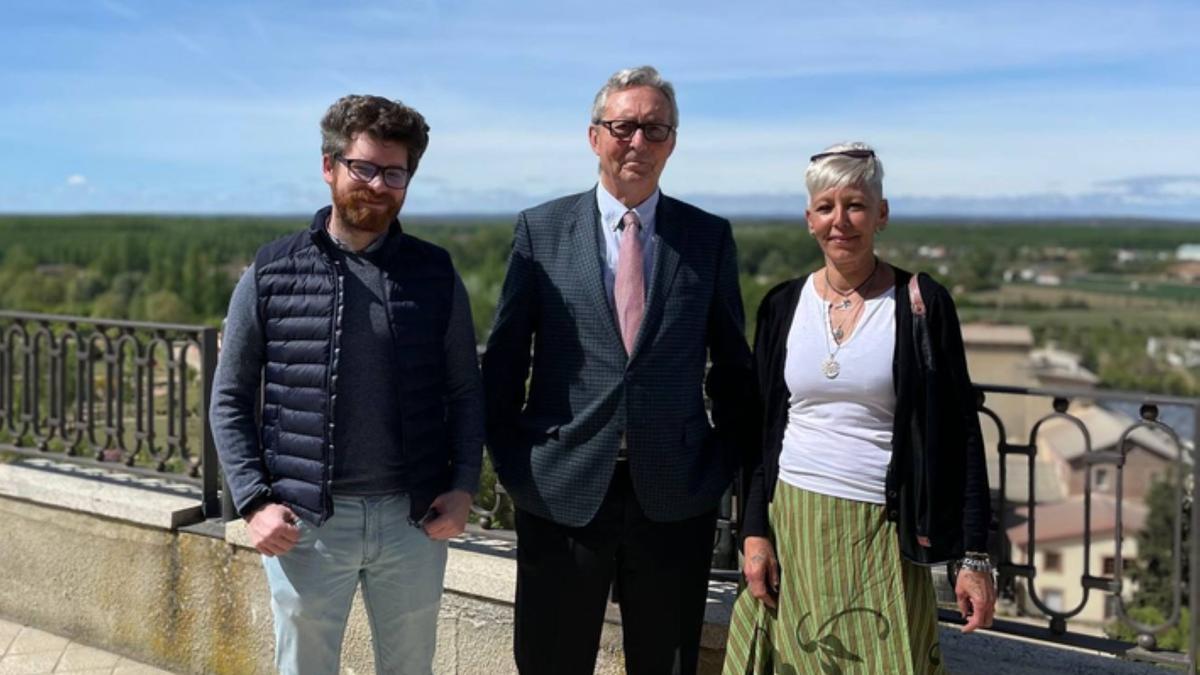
[4,1,1199,218]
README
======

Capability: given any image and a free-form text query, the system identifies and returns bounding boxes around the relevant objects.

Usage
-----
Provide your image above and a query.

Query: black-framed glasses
[598,119,675,143]
[810,149,875,162]
[335,155,410,189]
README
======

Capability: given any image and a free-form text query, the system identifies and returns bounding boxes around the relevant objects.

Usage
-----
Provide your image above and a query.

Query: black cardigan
[739,267,990,564]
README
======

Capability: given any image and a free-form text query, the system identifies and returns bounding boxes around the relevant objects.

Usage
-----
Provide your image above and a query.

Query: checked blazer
[482,188,756,527]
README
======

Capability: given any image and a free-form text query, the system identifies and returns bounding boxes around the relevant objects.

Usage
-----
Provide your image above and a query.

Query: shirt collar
[324,214,389,254]
[596,183,659,233]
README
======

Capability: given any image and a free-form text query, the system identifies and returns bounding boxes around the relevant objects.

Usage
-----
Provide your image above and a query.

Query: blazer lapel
[570,189,625,352]
[628,194,683,362]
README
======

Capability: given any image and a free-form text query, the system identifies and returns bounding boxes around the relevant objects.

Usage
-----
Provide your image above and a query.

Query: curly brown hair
[320,95,431,175]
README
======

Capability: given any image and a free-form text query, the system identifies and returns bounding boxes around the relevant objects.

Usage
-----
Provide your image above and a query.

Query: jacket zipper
[324,256,345,520]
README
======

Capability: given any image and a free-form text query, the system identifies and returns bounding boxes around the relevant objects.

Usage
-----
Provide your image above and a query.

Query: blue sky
[2,0,1199,219]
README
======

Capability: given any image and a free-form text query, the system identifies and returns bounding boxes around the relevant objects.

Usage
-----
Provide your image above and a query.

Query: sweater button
[888,509,898,519]
[887,490,897,498]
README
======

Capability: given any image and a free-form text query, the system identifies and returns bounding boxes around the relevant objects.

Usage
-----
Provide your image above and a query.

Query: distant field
[960,305,1199,331]
[0,213,1196,342]
[964,280,1198,331]
[733,218,1200,250]
[1061,277,1200,302]
[974,283,1197,309]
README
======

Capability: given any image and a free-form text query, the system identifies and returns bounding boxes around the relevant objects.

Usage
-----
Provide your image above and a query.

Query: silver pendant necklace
[825,257,879,312]
[819,286,843,379]
[821,354,841,379]
[821,257,879,375]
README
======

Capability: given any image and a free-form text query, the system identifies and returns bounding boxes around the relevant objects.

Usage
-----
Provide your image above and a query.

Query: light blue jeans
[262,494,448,675]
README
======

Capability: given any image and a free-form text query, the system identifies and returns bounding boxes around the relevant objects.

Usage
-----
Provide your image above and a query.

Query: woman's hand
[955,569,996,633]
[743,536,780,609]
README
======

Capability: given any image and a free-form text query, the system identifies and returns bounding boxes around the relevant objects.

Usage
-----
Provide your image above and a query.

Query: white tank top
[778,276,897,504]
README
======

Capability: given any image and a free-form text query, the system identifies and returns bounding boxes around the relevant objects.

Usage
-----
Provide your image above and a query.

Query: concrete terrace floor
[0,619,172,675]
[0,614,1180,675]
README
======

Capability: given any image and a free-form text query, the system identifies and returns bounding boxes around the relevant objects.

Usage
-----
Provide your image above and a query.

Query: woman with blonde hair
[723,143,995,674]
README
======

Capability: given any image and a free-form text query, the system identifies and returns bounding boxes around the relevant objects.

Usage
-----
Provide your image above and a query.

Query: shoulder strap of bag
[907,271,934,552]
[908,273,926,317]
[909,272,935,371]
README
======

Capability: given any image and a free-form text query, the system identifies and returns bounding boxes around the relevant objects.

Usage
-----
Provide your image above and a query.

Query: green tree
[142,290,192,324]
[1084,247,1117,274]
[958,247,998,292]
[0,244,35,273]
[1129,473,1191,612]
[473,455,514,529]
[2,271,66,310]
[67,269,106,306]
[1108,606,1191,651]
[91,290,130,319]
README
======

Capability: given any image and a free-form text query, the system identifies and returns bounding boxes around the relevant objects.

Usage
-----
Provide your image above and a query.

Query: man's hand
[743,536,781,609]
[246,503,300,557]
[955,569,996,633]
[423,489,472,540]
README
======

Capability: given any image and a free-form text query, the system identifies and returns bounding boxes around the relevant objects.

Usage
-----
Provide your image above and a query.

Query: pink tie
[614,210,645,355]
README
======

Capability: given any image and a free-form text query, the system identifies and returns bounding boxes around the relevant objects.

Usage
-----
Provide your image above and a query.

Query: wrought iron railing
[476,383,1200,666]
[0,310,221,518]
[2,309,1197,666]
[959,383,1197,670]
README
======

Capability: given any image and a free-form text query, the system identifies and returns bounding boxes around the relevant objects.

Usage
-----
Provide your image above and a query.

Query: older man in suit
[482,65,756,675]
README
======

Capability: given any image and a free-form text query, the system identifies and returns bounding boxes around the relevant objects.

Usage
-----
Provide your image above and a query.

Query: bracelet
[959,555,993,575]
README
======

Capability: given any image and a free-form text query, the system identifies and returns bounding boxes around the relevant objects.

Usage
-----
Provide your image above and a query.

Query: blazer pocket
[517,415,564,442]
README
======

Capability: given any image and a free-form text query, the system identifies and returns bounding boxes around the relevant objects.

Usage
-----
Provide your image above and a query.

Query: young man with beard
[211,95,483,675]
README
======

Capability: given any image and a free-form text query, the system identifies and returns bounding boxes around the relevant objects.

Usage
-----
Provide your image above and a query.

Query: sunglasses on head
[809,149,875,162]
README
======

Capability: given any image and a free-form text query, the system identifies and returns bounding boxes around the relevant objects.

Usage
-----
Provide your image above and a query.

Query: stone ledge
[0,459,203,530]
[1,484,1178,674]
[937,624,1166,674]
[223,518,253,549]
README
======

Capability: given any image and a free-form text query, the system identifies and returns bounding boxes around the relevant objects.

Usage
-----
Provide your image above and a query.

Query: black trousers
[513,463,718,675]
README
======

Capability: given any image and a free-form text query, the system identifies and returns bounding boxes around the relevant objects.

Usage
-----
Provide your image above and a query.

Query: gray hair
[320,95,431,175]
[805,142,885,203]
[589,65,679,128]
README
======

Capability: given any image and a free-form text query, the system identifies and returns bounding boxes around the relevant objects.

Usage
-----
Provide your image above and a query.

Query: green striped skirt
[723,481,946,675]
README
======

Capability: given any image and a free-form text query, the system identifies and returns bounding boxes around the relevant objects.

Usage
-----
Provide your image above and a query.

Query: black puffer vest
[254,207,455,525]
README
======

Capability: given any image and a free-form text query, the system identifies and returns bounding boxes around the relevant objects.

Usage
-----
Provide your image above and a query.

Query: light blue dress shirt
[595,183,658,306]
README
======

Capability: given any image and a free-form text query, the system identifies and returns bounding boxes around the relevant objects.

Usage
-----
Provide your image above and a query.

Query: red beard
[334,187,401,234]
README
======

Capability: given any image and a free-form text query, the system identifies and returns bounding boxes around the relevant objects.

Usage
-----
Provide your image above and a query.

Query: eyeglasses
[335,155,410,189]
[598,119,675,143]
[810,149,875,162]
